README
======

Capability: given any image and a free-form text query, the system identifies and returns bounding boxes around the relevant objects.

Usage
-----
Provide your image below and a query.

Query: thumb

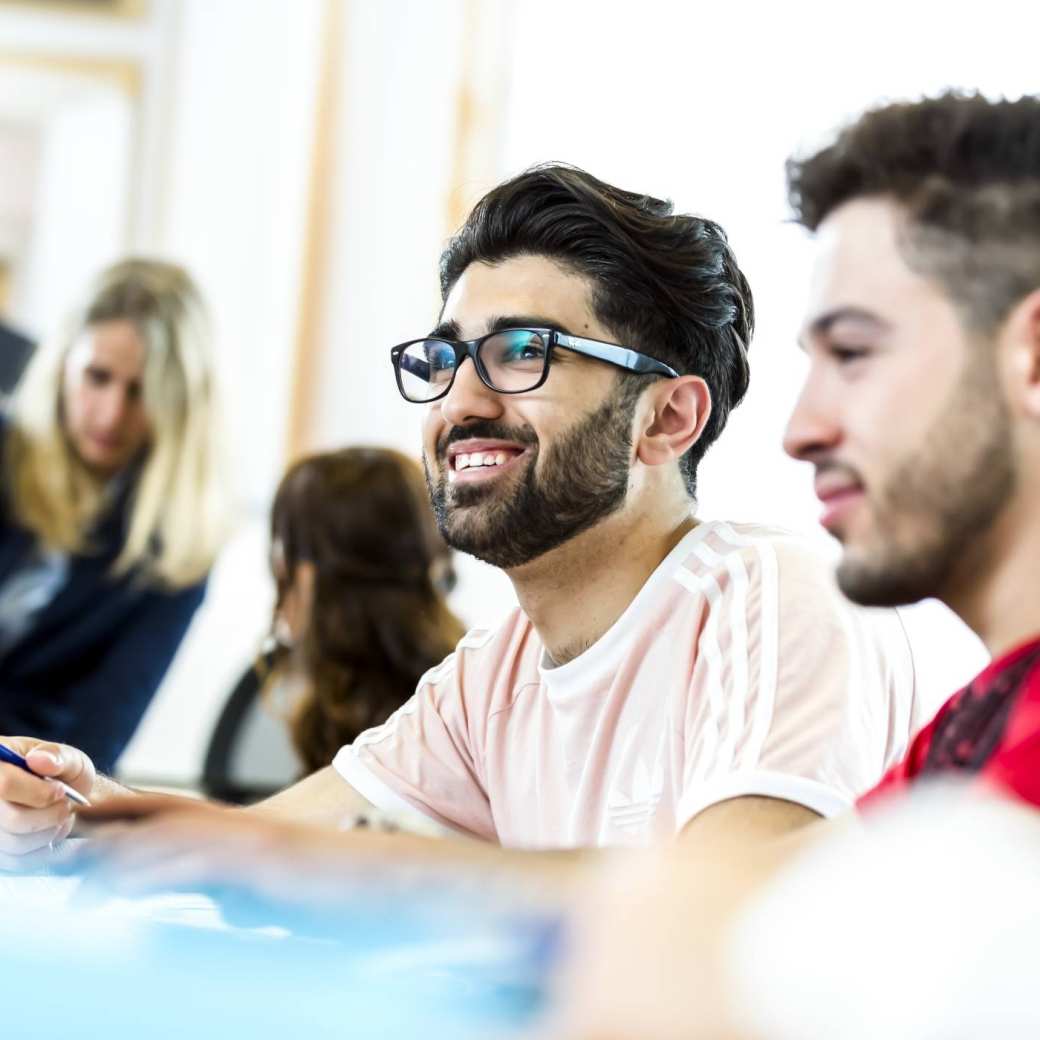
[25,742,96,793]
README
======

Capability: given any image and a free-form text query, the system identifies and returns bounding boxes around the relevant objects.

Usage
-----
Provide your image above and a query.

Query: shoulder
[674,519,912,668]
[415,606,539,703]
[671,519,838,602]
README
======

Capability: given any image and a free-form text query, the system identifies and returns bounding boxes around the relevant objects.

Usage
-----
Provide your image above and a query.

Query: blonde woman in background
[0,259,229,774]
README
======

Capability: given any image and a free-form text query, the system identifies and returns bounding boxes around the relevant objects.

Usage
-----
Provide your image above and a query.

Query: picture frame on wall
[0,0,147,19]
[0,51,141,346]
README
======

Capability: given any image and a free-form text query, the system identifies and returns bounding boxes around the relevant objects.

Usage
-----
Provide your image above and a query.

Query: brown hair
[786,91,1040,332]
[269,447,465,773]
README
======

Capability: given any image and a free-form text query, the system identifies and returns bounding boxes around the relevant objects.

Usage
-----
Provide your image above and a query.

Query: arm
[552,801,852,1040]
[248,766,376,826]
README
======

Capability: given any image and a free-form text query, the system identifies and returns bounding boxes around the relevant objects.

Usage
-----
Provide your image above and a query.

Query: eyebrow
[798,306,890,349]
[428,315,575,340]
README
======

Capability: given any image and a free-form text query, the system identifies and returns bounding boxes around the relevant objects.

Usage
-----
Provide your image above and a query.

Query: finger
[53,815,75,843]
[22,741,95,794]
[0,822,70,857]
[0,841,67,874]
[0,763,70,810]
[0,796,71,835]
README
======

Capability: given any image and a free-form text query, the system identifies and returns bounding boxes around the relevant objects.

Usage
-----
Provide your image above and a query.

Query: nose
[782,378,843,463]
[96,385,131,431]
[439,357,505,428]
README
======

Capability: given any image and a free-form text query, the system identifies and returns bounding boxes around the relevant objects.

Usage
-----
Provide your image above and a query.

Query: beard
[835,353,1016,608]
[425,382,640,570]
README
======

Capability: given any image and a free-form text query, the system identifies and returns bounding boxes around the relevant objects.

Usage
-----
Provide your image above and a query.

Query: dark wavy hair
[439,163,754,497]
[269,447,465,774]
[787,91,1040,332]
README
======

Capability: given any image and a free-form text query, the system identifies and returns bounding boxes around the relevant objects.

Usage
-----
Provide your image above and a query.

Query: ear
[634,375,712,468]
[1002,287,1040,419]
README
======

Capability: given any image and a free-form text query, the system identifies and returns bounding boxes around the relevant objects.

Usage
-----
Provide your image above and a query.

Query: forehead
[441,255,602,337]
[67,319,146,376]
[807,196,936,323]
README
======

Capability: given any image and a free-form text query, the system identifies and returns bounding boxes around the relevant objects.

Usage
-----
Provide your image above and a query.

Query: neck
[505,500,697,666]
[943,491,1040,660]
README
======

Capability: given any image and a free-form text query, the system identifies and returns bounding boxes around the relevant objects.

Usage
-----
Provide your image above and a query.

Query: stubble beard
[425,383,641,570]
[836,355,1017,608]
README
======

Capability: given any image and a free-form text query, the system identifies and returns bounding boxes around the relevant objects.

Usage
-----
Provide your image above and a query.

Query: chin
[79,450,125,477]
[836,552,935,609]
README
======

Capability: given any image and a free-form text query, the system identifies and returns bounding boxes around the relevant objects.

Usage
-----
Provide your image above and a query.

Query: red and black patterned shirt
[861,635,1040,810]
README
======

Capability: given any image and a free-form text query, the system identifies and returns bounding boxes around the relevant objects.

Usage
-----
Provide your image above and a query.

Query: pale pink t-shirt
[333,521,919,849]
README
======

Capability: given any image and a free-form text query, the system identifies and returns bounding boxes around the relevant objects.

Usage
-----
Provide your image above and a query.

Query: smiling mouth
[447,447,527,484]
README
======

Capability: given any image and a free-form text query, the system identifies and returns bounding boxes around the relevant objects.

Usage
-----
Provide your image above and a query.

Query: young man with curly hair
[557,91,1040,1040]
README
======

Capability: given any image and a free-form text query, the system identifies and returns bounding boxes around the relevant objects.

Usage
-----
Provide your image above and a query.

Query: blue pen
[0,742,91,807]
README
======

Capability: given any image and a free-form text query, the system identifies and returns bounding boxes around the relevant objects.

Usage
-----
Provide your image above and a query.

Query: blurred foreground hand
[75,794,555,910]
[549,784,1040,1040]
[545,844,766,1040]
[77,795,405,901]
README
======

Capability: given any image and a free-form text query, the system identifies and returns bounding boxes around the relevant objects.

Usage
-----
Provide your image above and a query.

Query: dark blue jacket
[0,423,206,774]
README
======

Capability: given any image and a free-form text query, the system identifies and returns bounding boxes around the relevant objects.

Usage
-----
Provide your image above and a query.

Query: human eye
[829,344,871,365]
[496,330,546,364]
[426,342,457,371]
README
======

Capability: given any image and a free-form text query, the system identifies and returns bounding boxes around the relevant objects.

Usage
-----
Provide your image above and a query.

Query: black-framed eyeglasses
[390,327,679,404]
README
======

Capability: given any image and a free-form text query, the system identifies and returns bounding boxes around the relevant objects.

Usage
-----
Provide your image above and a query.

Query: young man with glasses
[1,166,915,889]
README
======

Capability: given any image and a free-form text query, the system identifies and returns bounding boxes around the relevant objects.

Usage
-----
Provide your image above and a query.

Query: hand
[541,850,741,1040]
[0,736,96,868]
[77,795,499,908]
[78,795,370,903]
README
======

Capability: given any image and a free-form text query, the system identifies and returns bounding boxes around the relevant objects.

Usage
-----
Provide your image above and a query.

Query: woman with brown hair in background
[204,446,465,801]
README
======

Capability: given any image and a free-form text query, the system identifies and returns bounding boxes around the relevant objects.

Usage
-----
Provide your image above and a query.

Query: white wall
[19,89,134,335]
[119,0,328,781]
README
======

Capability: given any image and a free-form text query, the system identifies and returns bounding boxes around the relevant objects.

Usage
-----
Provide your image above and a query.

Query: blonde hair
[5,258,230,588]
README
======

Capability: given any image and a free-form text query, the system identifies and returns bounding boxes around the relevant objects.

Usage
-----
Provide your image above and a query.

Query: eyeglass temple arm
[554,333,678,377]
[397,352,432,382]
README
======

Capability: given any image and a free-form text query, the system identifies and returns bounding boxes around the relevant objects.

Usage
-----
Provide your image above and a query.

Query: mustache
[435,421,539,460]
[812,459,865,485]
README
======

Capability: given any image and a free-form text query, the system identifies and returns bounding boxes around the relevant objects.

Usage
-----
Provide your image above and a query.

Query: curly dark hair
[787,91,1040,331]
[269,447,465,774]
[439,163,754,497]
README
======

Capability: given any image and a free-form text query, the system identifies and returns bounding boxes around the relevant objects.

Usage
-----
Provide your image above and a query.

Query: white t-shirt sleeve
[332,638,498,841]
[676,537,917,828]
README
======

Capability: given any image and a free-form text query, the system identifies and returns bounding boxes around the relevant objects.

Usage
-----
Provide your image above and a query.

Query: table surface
[0,851,556,1039]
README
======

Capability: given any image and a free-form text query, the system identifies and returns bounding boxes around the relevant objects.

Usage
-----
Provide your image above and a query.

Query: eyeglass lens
[397,329,549,401]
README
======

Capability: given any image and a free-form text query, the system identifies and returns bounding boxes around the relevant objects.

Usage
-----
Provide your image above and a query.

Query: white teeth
[452,450,515,473]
